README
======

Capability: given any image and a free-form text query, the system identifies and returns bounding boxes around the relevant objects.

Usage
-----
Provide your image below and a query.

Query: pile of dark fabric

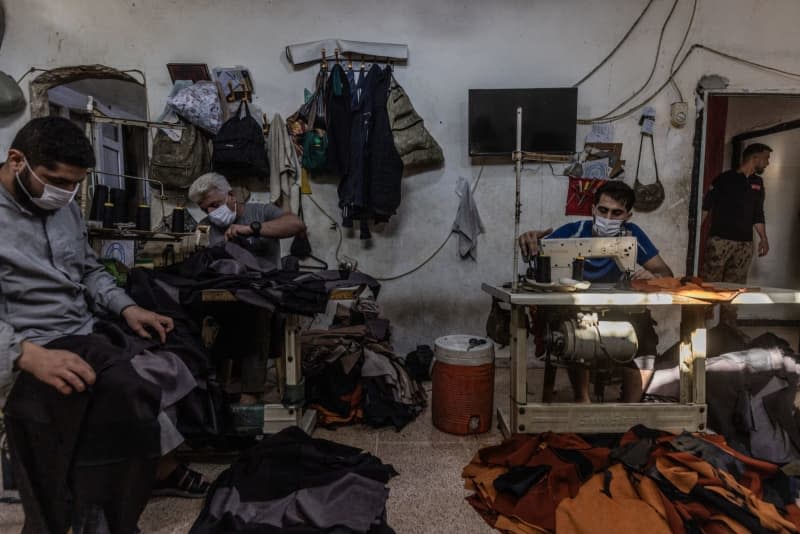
[302,299,426,430]
[4,323,180,533]
[463,425,800,533]
[190,427,397,533]
[646,333,800,465]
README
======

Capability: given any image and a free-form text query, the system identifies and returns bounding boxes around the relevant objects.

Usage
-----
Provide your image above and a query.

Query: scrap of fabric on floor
[191,427,398,533]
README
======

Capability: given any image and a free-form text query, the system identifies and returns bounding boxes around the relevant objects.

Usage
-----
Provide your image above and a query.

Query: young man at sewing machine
[518,181,673,403]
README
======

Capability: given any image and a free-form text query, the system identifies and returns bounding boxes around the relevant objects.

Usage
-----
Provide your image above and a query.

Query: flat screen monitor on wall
[468,88,578,156]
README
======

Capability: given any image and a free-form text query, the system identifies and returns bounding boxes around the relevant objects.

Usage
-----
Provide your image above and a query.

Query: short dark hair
[742,143,772,162]
[10,116,96,169]
[594,180,635,211]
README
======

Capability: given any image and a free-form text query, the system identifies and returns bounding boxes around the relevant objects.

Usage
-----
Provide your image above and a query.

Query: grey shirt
[0,185,135,386]
[207,202,284,270]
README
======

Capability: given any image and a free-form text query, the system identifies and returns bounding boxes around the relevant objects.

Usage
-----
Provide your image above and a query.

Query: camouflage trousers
[701,236,753,329]
[701,236,753,284]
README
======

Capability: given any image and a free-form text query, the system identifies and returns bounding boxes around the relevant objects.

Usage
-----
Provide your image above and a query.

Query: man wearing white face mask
[519,181,673,281]
[188,172,305,271]
[518,181,673,403]
[0,117,214,532]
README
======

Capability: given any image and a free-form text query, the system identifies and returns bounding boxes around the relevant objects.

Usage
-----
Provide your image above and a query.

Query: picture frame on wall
[213,67,254,103]
[166,63,211,83]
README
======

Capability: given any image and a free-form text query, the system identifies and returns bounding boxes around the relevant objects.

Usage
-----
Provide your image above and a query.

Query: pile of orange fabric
[463,426,800,534]
[630,276,750,302]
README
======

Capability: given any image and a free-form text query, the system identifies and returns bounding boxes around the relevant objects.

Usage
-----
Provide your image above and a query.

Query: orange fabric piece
[556,464,673,534]
[630,276,747,302]
[655,453,798,533]
[471,433,611,531]
[462,458,546,534]
[311,383,364,426]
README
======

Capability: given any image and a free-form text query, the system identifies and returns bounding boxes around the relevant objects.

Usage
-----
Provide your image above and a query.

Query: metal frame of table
[482,283,800,436]
[201,290,316,435]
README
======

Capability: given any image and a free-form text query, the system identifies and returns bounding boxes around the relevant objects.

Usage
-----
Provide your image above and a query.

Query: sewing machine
[537,236,638,282]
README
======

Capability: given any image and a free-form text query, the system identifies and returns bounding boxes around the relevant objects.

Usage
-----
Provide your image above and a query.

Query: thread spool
[171,207,185,233]
[102,202,115,228]
[572,257,585,281]
[89,184,109,221]
[135,204,151,231]
[535,255,551,283]
[110,188,127,223]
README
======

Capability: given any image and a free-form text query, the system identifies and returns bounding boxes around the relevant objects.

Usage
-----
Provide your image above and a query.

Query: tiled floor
[0,368,533,534]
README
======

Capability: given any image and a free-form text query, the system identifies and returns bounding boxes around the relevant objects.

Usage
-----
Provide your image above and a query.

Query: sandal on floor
[152,464,210,499]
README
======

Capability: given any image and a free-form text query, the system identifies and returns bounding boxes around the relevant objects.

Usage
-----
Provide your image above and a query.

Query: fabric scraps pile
[463,425,800,534]
[191,427,397,533]
[303,299,426,430]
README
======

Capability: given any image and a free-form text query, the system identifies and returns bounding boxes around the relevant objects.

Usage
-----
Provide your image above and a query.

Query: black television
[468,88,578,156]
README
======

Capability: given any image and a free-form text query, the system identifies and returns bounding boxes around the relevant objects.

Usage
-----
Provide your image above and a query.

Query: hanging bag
[212,101,269,179]
[633,132,665,212]
[150,123,211,189]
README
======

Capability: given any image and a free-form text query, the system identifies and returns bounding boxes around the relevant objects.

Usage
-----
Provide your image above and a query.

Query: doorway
[693,93,800,331]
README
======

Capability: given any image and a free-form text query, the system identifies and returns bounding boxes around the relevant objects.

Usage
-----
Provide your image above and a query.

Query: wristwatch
[249,221,262,236]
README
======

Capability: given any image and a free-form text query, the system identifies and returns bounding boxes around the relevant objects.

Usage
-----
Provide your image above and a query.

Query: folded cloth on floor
[190,427,398,533]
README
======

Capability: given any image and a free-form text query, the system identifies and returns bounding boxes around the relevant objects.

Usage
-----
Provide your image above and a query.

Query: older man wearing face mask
[518,181,673,403]
[188,172,306,270]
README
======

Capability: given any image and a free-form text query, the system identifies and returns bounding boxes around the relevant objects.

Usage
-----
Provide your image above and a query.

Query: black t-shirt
[702,170,765,242]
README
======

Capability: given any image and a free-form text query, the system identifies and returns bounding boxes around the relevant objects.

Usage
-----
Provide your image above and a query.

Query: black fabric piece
[600,469,613,498]
[126,267,227,436]
[404,345,433,382]
[365,318,390,342]
[548,448,595,481]
[325,63,352,177]
[702,170,765,242]
[368,66,404,222]
[691,484,768,534]
[304,351,363,418]
[190,427,397,534]
[609,437,656,471]
[361,378,420,431]
[670,433,746,481]
[493,465,551,498]
[5,323,162,534]
[151,244,340,317]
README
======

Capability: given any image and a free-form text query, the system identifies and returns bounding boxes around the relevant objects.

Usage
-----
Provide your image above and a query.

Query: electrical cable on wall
[579,42,800,124]
[308,167,484,282]
[592,0,680,121]
[572,0,656,87]
[668,0,698,102]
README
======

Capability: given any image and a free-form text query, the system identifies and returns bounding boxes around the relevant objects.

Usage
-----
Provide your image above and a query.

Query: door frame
[691,89,800,275]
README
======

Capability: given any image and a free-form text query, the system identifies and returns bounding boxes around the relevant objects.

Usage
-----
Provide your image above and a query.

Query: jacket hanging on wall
[339,64,404,239]
[386,75,443,172]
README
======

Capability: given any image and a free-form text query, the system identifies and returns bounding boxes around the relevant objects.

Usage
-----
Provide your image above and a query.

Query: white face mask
[593,215,624,237]
[16,160,78,211]
[208,204,236,228]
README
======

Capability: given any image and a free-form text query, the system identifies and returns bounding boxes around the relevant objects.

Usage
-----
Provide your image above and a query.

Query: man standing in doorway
[701,143,771,287]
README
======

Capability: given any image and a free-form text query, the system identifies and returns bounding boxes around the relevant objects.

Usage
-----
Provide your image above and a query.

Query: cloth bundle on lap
[190,427,397,533]
[5,322,197,534]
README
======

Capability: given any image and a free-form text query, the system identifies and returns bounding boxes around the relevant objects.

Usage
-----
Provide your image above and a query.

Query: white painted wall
[2,0,800,353]
[723,95,800,168]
